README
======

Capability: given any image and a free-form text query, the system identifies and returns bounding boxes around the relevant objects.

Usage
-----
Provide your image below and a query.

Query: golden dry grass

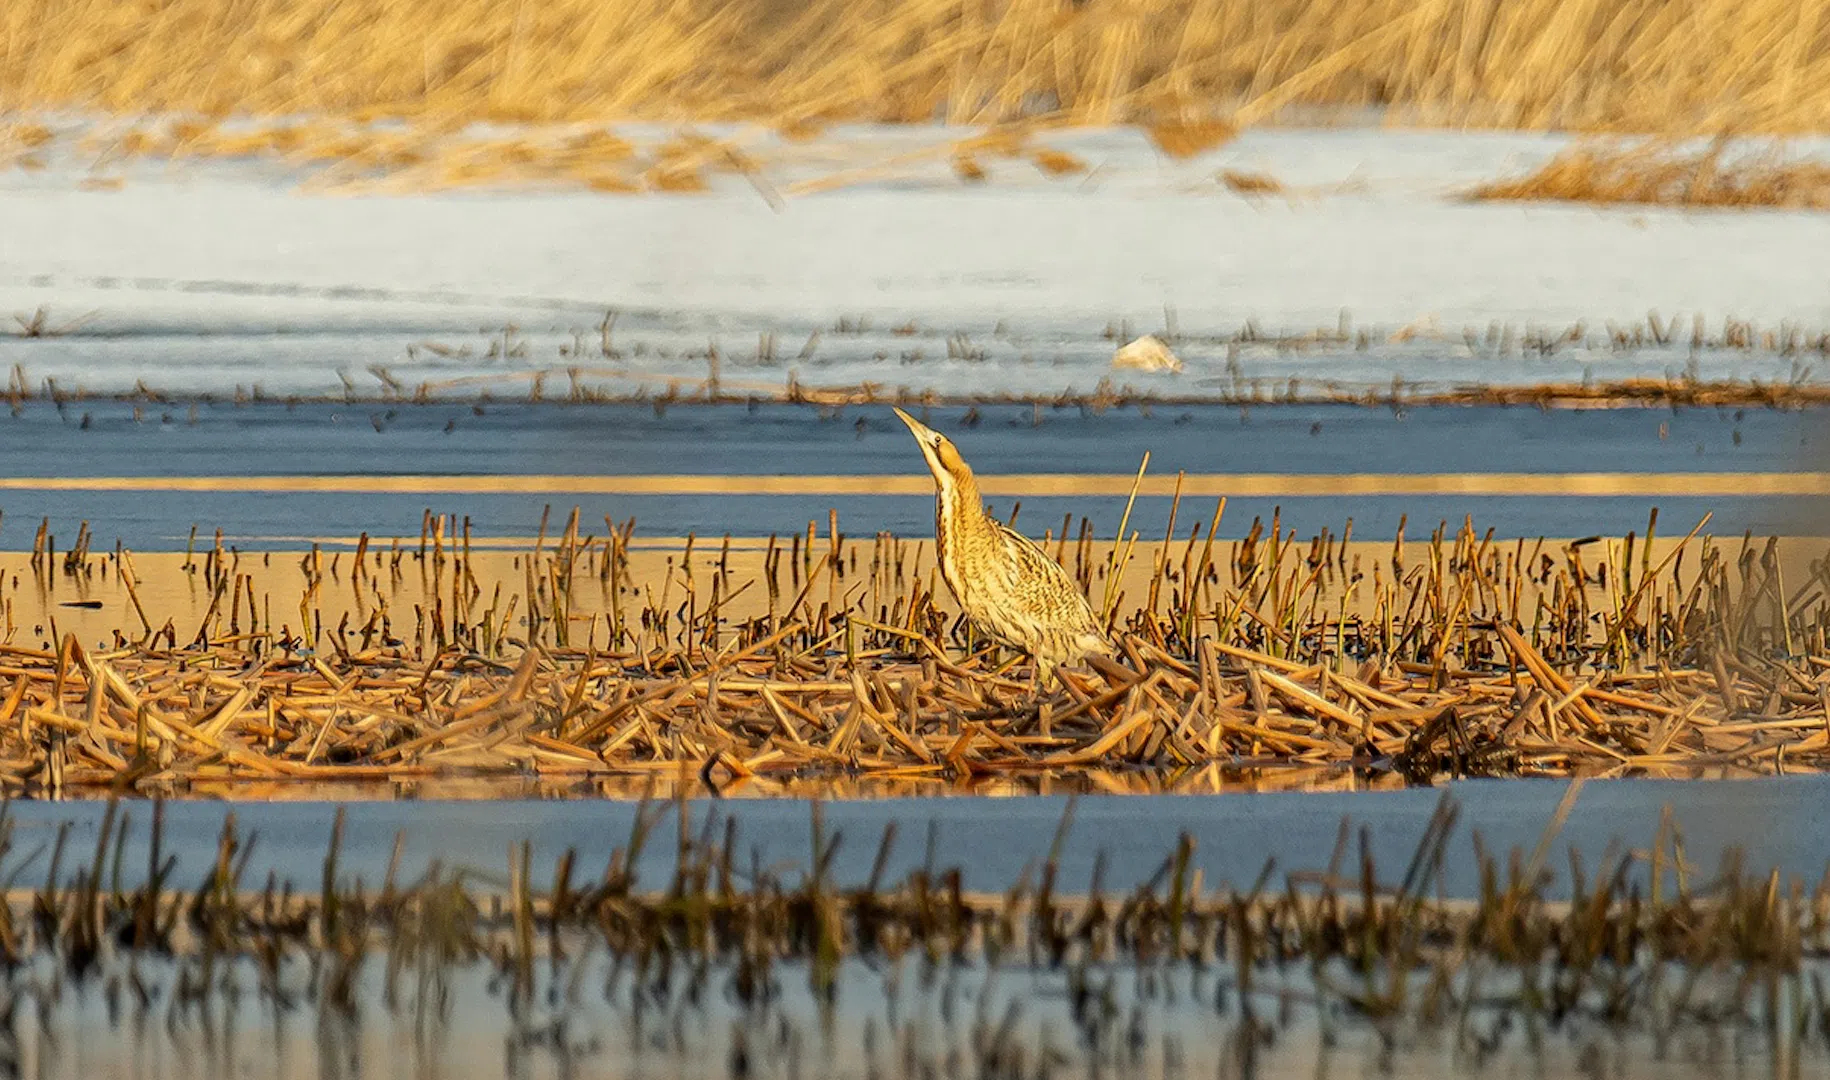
[5,0,1830,134]
[1470,137,1830,209]
[7,513,1830,793]
[18,1,1830,195]
[0,120,52,170]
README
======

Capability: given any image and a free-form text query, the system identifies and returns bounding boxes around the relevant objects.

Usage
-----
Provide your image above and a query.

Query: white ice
[3,123,1829,398]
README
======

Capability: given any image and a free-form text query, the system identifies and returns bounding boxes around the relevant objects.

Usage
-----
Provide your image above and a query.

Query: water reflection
[102,760,1823,803]
[158,764,1413,802]
[15,955,1816,1080]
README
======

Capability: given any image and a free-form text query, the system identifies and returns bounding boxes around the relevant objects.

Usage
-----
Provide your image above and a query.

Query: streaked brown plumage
[892,407,1110,683]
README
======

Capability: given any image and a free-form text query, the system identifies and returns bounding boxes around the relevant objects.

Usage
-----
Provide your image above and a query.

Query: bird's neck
[937,470,994,537]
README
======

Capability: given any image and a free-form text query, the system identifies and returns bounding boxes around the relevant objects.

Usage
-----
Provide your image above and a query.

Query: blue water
[7,774,1825,898]
[0,400,1824,547]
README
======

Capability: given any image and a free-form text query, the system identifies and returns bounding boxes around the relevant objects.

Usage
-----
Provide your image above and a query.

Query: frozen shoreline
[5,124,1830,398]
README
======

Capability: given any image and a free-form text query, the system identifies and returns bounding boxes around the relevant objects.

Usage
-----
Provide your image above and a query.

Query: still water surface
[6,774,1824,897]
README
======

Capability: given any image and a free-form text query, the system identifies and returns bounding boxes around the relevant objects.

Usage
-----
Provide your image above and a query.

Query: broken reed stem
[1099,451,1149,627]
[4,510,1830,787]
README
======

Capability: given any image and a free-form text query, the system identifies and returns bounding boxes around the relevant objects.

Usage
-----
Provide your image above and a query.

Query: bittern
[892,406,1110,685]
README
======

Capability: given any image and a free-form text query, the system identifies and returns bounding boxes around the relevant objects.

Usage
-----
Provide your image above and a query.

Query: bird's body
[893,407,1109,683]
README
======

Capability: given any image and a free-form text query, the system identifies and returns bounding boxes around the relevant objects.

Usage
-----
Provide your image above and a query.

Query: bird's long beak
[892,407,945,479]
[891,406,932,441]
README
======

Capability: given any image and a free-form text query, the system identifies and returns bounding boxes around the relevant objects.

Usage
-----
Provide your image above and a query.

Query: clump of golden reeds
[6,0,1830,134]
[4,503,1830,793]
[1470,137,1830,209]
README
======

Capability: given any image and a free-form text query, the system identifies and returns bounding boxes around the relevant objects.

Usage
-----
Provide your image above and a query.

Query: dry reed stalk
[1220,168,1282,195]
[1147,117,1237,158]
[8,0,1830,144]
[2,513,1830,791]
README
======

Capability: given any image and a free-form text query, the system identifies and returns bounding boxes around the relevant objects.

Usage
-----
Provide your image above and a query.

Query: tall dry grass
[3,0,1830,133]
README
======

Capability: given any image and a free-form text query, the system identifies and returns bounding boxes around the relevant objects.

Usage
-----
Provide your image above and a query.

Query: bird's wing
[989,520,1105,637]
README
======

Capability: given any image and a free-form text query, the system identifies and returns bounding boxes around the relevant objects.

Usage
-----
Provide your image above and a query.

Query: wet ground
[14,530,1808,654]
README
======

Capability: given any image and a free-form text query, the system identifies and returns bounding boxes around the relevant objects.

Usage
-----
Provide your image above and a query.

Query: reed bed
[7,0,1830,136]
[0,787,1825,1074]
[1,503,1829,792]
[1471,137,1830,210]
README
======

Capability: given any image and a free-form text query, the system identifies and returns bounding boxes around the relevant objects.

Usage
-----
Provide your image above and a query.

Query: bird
[892,406,1110,685]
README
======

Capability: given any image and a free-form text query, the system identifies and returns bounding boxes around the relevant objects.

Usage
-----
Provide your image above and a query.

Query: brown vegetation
[2,505,1829,794]
[1219,168,1282,195]
[12,4,1830,194]
[1470,138,1830,209]
[10,302,1830,409]
[6,0,1830,134]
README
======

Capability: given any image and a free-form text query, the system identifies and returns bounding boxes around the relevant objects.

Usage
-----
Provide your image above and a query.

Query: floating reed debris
[1470,137,1830,210]
[1,508,1830,790]
[8,357,1830,412]
[0,788,1826,1077]
[1218,167,1282,196]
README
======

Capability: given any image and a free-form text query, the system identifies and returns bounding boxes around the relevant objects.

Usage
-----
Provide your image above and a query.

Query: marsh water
[16,954,1809,1080]
[3,775,1827,1079]
[0,401,1826,545]
[9,774,1826,898]
[4,397,1830,1077]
